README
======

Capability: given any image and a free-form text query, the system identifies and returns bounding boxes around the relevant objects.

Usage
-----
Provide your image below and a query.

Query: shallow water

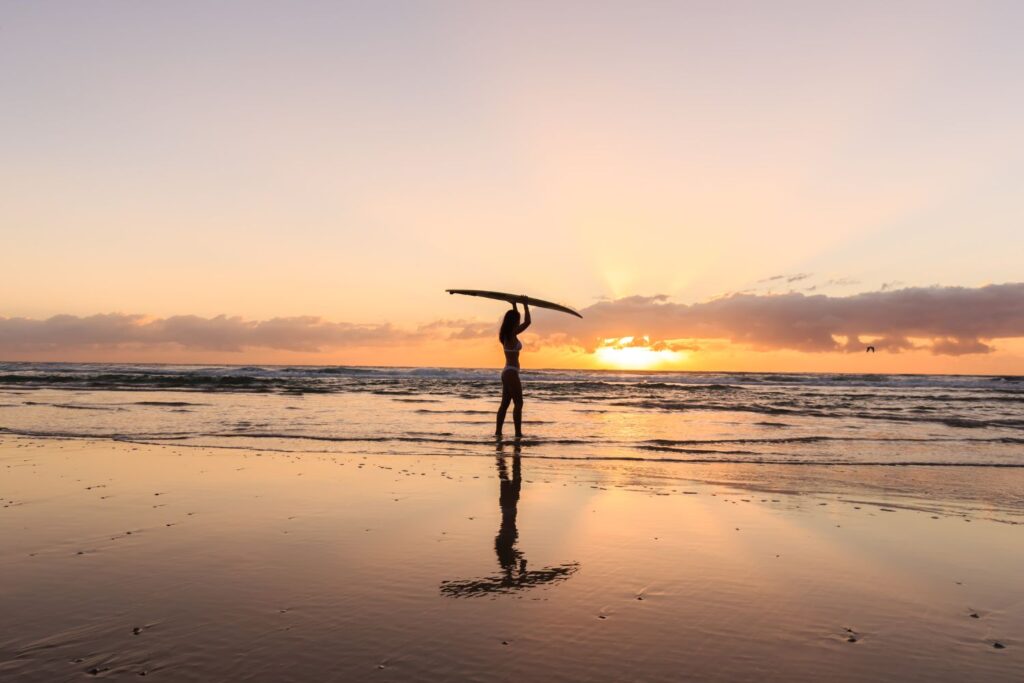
[1,363,1022,463]
[2,363,1023,518]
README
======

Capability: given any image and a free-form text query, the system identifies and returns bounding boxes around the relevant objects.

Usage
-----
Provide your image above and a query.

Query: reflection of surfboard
[446,289,583,318]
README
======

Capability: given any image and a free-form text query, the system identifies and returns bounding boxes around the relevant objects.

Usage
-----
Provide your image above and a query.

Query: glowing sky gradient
[2,2,1022,372]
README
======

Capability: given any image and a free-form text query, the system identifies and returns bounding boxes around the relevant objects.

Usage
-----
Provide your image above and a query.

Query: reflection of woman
[439,441,578,598]
[496,302,531,439]
[495,443,524,577]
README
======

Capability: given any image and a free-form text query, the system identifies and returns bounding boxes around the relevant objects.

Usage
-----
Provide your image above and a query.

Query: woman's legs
[511,374,524,438]
[496,375,512,436]
[496,370,524,438]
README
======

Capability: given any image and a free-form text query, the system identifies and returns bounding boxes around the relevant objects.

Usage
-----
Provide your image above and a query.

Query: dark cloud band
[1,283,1021,356]
[536,283,1024,356]
[0,314,417,353]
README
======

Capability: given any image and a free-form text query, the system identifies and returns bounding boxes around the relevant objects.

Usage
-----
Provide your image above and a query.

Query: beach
[1,365,1023,681]
[2,437,1022,681]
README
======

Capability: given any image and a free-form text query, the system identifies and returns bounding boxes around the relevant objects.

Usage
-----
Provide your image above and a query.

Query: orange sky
[2,4,1023,374]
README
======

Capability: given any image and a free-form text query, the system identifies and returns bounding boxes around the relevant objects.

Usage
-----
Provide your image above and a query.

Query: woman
[496,301,530,439]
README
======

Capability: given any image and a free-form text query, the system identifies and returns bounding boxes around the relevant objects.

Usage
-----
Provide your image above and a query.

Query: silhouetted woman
[496,302,530,438]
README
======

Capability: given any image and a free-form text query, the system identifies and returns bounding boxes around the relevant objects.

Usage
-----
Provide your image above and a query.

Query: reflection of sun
[594,338,687,370]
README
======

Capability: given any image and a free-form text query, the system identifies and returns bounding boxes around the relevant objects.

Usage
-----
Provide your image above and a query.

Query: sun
[593,337,687,370]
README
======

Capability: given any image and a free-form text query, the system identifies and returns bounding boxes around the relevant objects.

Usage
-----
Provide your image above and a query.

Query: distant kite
[866,346,876,353]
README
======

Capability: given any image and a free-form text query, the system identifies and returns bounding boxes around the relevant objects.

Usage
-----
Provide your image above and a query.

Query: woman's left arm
[517,301,531,333]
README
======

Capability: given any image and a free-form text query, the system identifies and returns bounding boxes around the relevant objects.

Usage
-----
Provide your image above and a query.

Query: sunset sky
[2,2,1023,373]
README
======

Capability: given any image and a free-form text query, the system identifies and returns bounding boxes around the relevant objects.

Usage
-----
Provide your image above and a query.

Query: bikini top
[503,339,523,354]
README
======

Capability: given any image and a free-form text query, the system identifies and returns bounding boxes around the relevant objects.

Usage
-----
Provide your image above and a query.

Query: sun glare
[594,339,686,370]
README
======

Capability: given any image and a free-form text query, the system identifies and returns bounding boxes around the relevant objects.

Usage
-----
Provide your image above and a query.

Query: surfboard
[446,289,583,318]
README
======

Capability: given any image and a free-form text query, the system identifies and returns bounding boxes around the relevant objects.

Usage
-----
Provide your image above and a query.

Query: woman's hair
[498,309,521,346]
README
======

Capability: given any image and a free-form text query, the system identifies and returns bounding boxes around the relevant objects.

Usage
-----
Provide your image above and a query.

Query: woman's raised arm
[517,301,531,333]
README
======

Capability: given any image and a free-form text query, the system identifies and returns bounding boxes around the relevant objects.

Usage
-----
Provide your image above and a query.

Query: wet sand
[1,435,1022,681]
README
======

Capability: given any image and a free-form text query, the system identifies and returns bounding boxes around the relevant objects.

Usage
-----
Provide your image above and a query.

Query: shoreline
[4,431,1024,525]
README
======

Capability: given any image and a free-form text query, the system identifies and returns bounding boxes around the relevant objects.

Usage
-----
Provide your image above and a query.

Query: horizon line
[1,358,1020,379]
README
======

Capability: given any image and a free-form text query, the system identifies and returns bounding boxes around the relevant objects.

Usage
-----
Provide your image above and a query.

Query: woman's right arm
[517,301,531,333]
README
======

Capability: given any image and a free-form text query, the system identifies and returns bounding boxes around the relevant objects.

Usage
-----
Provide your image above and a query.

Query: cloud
[759,272,811,284]
[598,335,700,353]
[419,319,494,341]
[2,283,1022,357]
[535,283,1024,356]
[825,277,860,287]
[0,314,417,353]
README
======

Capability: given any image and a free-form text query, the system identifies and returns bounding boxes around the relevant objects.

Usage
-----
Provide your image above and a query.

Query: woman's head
[499,308,521,345]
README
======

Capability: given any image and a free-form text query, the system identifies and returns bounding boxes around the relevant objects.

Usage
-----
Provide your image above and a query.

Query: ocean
[1,362,1021,469]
